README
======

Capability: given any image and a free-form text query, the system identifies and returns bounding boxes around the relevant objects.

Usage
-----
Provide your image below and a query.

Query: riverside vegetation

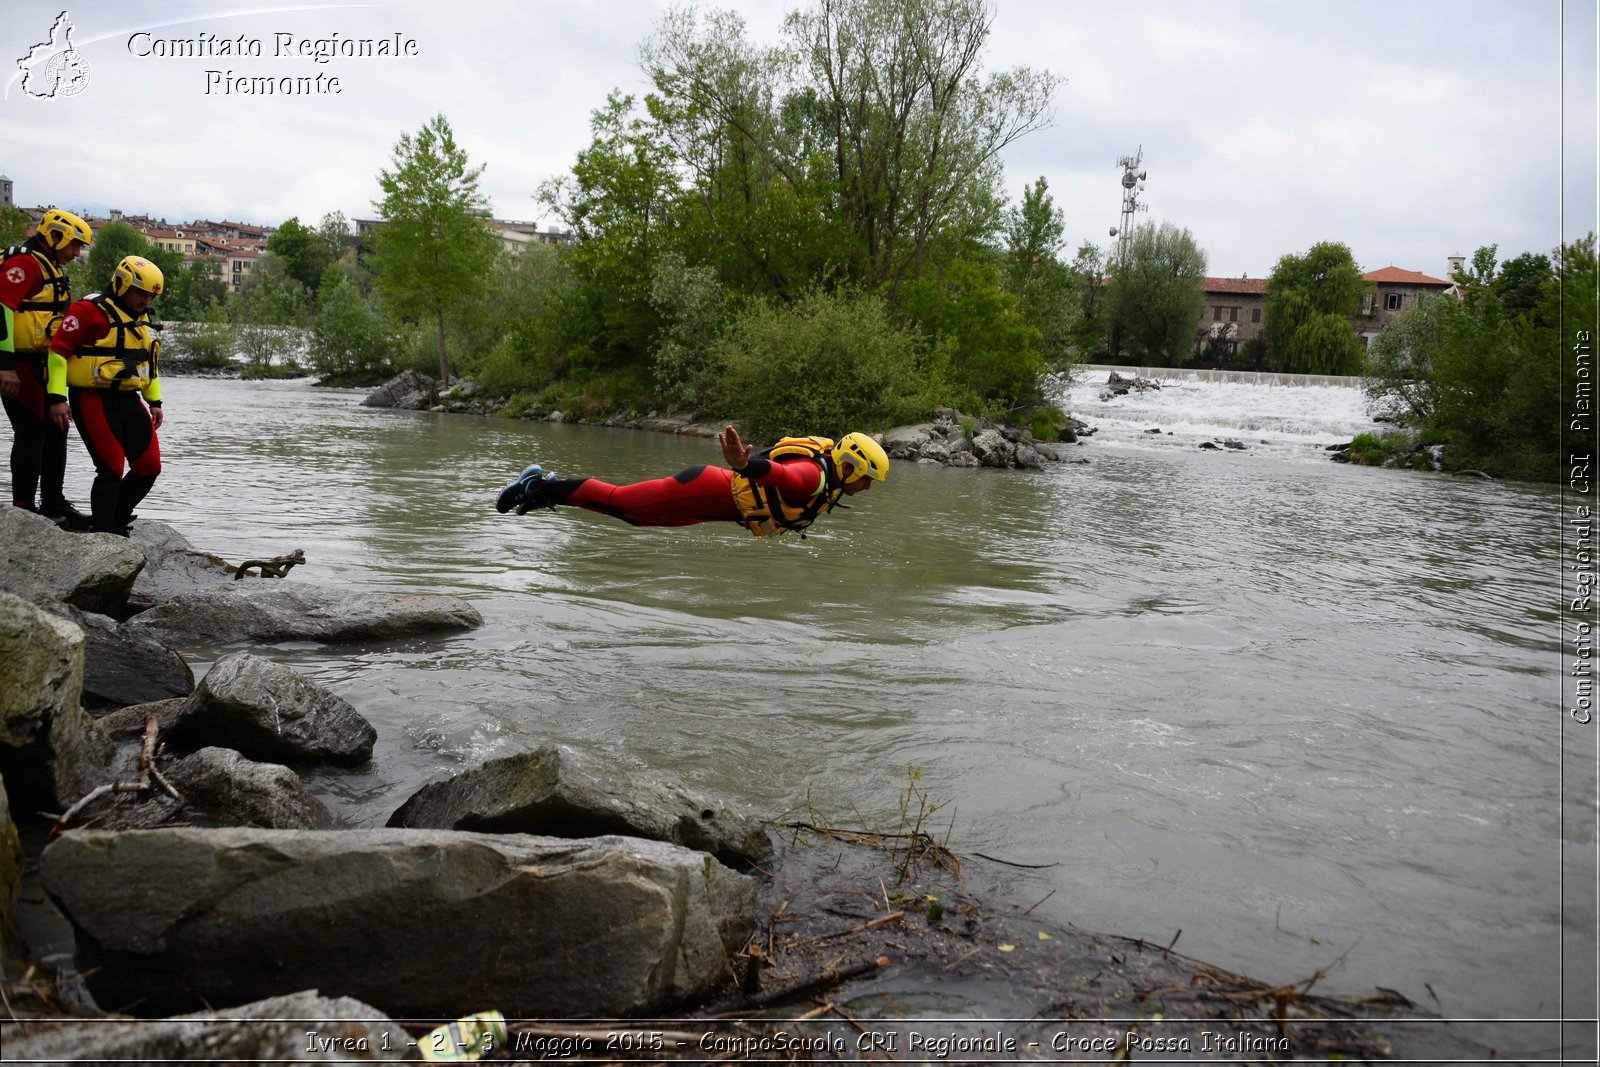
[5,0,1584,480]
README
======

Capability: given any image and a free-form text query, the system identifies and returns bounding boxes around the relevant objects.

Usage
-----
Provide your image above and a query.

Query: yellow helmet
[835,432,889,482]
[37,208,93,252]
[111,256,164,298]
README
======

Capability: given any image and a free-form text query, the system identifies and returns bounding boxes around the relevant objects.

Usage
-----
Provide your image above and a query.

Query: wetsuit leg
[3,358,48,508]
[560,465,741,527]
[70,389,132,531]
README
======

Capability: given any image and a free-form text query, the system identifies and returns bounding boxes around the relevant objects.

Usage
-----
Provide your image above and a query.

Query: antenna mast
[1108,147,1148,263]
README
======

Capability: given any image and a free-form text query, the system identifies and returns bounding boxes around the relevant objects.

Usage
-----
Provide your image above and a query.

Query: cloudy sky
[3,0,1594,279]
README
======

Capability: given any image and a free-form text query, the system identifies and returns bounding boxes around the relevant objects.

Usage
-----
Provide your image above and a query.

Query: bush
[707,289,930,442]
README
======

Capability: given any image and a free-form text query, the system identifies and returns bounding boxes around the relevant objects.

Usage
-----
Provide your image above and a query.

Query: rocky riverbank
[361,370,1096,472]
[1,509,1485,1062]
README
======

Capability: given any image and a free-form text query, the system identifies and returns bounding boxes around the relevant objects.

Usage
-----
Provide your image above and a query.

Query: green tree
[1067,241,1109,357]
[1264,241,1368,374]
[160,258,228,321]
[1103,222,1207,364]
[902,256,1041,414]
[371,113,499,385]
[80,221,154,290]
[538,92,679,365]
[308,273,394,381]
[0,206,31,246]
[707,289,929,441]
[266,216,330,294]
[1002,177,1076,371]
[641,0,1059,294]
[230,256,310,370]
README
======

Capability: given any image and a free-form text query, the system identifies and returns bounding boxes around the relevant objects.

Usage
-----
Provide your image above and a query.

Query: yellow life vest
[729,436,844,538]
[66,293,160,392]
[2,242,70,354]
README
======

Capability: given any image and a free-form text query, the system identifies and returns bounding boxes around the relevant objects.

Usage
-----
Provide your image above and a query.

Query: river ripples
[92,375,1583,1030]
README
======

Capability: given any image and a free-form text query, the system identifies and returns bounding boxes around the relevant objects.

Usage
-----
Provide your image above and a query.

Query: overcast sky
[3,0,1595,279]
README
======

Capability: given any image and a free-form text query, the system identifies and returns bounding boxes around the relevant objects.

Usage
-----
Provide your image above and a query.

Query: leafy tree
[1362,236,1591,481]
[371,113,499,384]
[1264,241,1368,374]
[538,92,678,365]
[901,256,1042,414]
[160,259,228,321]
[230,256,310,370]
[1003,177,1076,371]
[308,273,394,381]
[1067,241,1109,357]
[1103,222,1207,364]
[649,250,725,408]
[0,206,31,246]
[317,212,354,265]
[642,0,1058,294]
[266,216,330,294]
[1490,250,1553,321]
[706,289,929,441]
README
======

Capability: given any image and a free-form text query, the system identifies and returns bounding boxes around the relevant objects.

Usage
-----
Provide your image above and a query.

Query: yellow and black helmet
[36,208,93,252]
[835,432,889,482]
[110,255,164,298]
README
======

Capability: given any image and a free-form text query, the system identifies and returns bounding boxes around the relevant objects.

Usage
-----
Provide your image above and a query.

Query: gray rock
[94,696,189,740]
[43,827,759,1018]
[42,603,193,709]
[971,430,1016,469]
[167,747,334,828]
[919,441,951,464]
[123,582,482,647]
[167,653,376,766]
[948,450,979,467]
[0,508,145,613]
[0,592,112,808]
[1013,444,1045,469]
[361,370,436,410]
[129,520,236,604]
[1,769,21,963]
[880,424,934,455]
[388,745,771,867]
[1,989,409,1062]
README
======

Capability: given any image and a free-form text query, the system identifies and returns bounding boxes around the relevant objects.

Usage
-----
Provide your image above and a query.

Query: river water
[62,370,1585,1038]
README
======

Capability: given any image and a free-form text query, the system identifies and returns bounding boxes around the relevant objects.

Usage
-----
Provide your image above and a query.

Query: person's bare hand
[718,424,753,469]
[0,370,19,399]
[150,406,164,431]
[47,400,69,431]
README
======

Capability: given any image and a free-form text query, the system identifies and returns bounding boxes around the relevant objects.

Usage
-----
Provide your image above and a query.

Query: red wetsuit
[554,455,827,527]
[48,298,162,533]
[1,244,70,510]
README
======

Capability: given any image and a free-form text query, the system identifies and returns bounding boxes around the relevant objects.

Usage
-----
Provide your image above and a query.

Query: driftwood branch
[706,955,885,1015]
[52,711,181,833]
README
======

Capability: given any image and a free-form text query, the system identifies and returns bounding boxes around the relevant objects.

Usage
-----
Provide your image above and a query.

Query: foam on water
[1062,370,1384,462]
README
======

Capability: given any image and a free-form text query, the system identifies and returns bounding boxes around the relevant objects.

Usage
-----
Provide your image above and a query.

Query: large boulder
[388,745,771,867]
[0,591,112,808]
[0,770,21,963]
[165,653,376,766]
[971,429,1017,469]
[0,507,145,613]
[129,520,237,604]
[362,370,437,410]
[43,603,193,710]
[167,747,335,828]
[0,989,409,1062]
[43,827,759,1018]
[123,583,483,647]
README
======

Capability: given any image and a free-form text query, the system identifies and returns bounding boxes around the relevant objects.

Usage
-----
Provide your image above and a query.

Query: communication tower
[1107,147,1148,262]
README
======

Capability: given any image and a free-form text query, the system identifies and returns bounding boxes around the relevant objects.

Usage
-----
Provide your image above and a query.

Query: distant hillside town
[0,174,570,296]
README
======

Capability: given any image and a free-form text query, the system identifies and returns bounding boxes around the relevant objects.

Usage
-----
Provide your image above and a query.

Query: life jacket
[66,293,159,391]
[729,436,845,538]
[2,241,70,354]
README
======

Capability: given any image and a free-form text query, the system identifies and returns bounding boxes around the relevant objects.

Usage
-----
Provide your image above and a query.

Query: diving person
[46,255,166,536]
[495,424,889,538]
[0,208,94,525]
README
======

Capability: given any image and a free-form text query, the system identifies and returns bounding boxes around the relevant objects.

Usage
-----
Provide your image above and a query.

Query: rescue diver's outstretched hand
[718,424,754,470]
